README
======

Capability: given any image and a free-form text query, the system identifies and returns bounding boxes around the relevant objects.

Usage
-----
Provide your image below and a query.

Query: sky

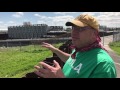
[0,12,120,31]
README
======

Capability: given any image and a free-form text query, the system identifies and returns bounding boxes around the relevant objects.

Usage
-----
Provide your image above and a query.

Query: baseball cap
[66,14,99,31]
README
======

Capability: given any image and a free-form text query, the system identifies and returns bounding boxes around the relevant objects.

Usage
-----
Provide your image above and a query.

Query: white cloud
[0,21,7,30]
[52,15,74,22]
[0,21,21,30]
[34,14,39,17]
[0,24,8,30]
[34,14,47,19]
[2,12,120,31]
[0,21,4,24]
[96,12,120,27]
[35,13,74,27]
[12,12,24,18]
[81,12,97,16]
[8,21,15,24]
[37,20,46,24]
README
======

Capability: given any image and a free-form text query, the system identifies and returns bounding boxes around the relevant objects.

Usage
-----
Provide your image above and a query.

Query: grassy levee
[0,43,63,78]
[109,41,120,55]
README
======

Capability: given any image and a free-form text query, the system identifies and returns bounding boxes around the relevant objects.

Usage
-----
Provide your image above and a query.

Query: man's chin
[72,41,77,46]
[72,38,78,41]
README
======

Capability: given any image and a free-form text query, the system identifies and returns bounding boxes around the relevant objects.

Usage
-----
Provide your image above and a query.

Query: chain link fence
[0,38,71,52]
[0,29,120,52]
[113,29,120,42]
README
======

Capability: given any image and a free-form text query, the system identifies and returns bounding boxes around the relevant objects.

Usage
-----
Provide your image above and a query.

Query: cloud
[0,20,21,30]
[37,20,46,24]
[96,12,120,27]
[34,14,47,19]
[12,12,24,18]
[8,21,15,24]
[0,21,4,24]
[2,12,120,31]
[0,24,8,30]
[81,12,97,16]
[35,13,74,27]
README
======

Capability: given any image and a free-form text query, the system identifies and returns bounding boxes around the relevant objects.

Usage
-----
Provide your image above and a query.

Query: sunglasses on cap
[72,26,93,32]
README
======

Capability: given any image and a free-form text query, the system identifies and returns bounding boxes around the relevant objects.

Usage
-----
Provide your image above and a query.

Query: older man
[34,14,117,78]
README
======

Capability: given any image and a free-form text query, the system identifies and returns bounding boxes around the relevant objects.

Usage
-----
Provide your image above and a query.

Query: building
[8,22,65,39]
[0,31,8,40]
[8,22,48,39]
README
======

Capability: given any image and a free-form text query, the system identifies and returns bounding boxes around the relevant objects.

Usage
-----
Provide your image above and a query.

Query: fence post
[19,42,21,51]
[103,30,104,46]
[113,29,115,42]
[119,29,120,41]
[34,41,36,51]
[6,41,8,48]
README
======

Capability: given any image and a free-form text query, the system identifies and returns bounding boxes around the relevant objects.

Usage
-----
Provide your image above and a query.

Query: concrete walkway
[101,35,120,78]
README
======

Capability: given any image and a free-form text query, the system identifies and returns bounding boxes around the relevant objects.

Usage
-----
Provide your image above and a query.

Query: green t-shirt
[62,48,117,78]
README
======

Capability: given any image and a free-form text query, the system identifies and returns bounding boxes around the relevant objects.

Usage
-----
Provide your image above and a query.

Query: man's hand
[41,42,58,52]
[34,60,65,78]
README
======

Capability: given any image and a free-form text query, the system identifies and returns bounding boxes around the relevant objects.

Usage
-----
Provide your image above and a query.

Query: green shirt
[62,48,117,78]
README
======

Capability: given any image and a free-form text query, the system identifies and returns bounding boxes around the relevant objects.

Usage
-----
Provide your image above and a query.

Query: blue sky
[0,12,120,31]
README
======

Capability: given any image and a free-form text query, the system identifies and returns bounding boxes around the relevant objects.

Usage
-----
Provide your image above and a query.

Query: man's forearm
[54,48,70,62]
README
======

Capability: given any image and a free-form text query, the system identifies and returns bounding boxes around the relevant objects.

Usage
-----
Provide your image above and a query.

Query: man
[34,14,117,78]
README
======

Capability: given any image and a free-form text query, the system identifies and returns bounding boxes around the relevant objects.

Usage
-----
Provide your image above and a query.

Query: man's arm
[41,42,71,62]
[53,48,70,62]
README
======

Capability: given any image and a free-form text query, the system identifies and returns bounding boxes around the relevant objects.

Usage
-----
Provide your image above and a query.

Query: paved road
[101,35,120,78]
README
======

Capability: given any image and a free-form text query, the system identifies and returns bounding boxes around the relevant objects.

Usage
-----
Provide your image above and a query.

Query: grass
[109,41,120,55]
[0,43,63,78]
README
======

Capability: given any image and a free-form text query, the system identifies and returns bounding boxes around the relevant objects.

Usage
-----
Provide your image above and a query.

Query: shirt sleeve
[89,61,117,78]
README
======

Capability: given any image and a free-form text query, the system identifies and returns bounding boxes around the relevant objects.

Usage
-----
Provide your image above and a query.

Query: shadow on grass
[24,49,49,53]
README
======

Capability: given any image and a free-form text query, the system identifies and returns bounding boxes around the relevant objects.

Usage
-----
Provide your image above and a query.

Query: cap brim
[66,20,88,27]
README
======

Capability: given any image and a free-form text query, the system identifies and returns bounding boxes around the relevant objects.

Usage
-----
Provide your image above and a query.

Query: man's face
[71,26,95,48]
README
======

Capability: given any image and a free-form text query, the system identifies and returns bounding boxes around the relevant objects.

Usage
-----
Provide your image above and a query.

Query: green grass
[109,41,120,55]
[0,43,63,78]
